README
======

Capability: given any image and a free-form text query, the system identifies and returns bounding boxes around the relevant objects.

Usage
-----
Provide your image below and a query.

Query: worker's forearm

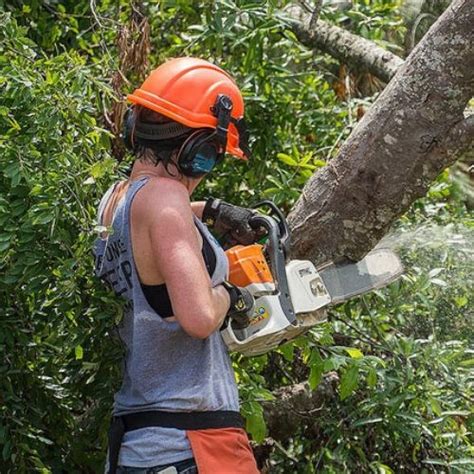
[191,201,206,220]
[210,284,231,330]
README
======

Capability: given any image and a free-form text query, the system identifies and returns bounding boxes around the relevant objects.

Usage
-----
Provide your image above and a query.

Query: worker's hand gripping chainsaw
[220,202,403,357]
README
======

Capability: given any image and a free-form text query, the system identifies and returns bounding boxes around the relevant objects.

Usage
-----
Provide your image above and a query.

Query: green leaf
[449,459,474,467]
[313,159,327,168]
[339,365,359,400]
[244,402,266,442]
[74,345,83,360]
[89,157,115,179]
[2,439,11,461]
[309,349,324,390]
[454,295,468,308]
[423,459,448,467]
[459,358,474,367]
[367,367,377,388]
[345,347,364,359]
[276,153,298,167]
[429,397,442,416]
[278,343,294,362]
[430,278,448,287]
[353,417,383,427]
[370,462,394,474]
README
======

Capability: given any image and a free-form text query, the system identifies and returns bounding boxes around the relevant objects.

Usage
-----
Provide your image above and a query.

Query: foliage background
[0,1,472,472]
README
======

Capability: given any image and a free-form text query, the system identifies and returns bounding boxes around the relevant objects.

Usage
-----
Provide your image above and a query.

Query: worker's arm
[190,201,206,220]
[141,180,230,339]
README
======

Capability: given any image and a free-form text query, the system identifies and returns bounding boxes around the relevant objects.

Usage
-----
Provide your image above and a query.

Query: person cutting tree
[94,55,404,473]
[94,57,262,474]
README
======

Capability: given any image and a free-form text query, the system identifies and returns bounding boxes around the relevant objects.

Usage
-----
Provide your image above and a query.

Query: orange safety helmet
[127,57,250,159]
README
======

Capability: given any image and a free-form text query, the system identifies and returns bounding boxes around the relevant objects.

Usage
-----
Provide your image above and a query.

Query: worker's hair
[133,105,191,175]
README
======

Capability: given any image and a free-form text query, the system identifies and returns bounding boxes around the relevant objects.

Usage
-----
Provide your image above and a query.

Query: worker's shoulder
[141,176,188,197]
[133,177,191,222]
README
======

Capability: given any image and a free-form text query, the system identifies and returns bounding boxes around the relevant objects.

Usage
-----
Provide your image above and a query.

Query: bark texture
[262,373,339,442]
[287,4,405,82]
[287,0,474,265]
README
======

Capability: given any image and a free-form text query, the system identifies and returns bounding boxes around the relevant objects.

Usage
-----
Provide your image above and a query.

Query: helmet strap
[134,120,192,141]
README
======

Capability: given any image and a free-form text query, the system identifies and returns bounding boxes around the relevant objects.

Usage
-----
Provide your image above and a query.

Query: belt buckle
[158,467,178,474]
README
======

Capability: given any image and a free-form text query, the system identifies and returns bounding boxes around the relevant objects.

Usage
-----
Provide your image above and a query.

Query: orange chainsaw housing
[225,244,273,287]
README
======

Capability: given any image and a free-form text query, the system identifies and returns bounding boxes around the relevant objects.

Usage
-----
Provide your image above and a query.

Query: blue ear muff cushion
[192,143,218,174]
[178,130,215,176]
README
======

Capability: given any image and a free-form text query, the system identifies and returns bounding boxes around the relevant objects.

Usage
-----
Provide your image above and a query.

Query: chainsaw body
[220,202,403,357]
[222,242,331,356]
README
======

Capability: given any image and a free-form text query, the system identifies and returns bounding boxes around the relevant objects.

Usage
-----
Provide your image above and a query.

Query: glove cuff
[221,280,242,310]
[222,281,253,313]
[221,281,254,330]
[202,197,222,227]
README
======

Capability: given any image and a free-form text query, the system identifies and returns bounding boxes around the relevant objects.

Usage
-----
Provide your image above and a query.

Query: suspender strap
[107,410,243,474]
[107,415,125,474]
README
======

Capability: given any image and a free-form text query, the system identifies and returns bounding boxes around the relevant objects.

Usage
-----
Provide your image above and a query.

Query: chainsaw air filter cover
[226,244,273,287]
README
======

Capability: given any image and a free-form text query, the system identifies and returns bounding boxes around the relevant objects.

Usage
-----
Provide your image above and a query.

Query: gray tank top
[94,177,239,468]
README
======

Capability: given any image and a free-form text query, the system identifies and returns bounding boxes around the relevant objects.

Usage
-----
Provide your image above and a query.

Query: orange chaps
[187,428,259,474]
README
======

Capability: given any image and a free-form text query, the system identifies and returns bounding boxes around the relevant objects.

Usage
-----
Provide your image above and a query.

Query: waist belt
[107,410,244,474]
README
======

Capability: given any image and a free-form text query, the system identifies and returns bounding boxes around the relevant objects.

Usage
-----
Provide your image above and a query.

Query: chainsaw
[220,202,403,357]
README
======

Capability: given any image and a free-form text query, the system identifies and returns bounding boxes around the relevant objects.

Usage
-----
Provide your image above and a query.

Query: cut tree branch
[287,0,474,265]
[262,373,339,442]
[286,4,405,82]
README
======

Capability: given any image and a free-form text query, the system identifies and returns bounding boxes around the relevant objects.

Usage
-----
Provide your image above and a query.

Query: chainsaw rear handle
[248,214,296,325]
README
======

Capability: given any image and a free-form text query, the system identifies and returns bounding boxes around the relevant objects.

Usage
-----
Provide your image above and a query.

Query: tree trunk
[287,0,474,266]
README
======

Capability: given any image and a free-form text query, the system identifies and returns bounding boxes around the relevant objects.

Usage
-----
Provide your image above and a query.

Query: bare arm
[139,181,229,339]
[190,201,206,220]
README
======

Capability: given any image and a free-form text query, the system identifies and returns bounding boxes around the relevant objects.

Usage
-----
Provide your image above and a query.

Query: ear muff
[122,107,136,151]
[176,95,233,178]
[177,130,222,178]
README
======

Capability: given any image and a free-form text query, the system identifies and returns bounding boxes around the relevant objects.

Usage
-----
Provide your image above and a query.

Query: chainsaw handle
[251,200,291,255]
[247,214,297,325]
[247,214,275,232]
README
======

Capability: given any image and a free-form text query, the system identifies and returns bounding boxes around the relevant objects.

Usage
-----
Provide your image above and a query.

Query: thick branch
[287,4,404,82]
[442,114,474,160]
[288,0,474,265]
[262,373,339,441]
